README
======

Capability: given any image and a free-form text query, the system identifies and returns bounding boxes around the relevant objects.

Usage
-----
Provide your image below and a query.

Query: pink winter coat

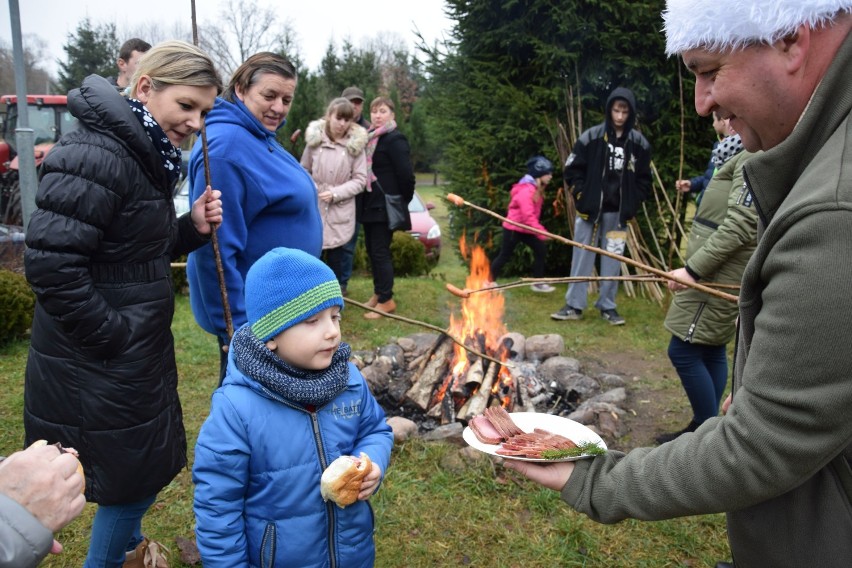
[502,180,547,240]
[300,119,368,249]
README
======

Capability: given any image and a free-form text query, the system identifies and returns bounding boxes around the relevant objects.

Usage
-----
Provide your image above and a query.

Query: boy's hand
[358,461,383,500]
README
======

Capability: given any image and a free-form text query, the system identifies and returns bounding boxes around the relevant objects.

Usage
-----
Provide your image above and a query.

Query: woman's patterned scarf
[364,119,397,188]
[231,324,351,407]
[712,134,744,167]
[126,98,182,187]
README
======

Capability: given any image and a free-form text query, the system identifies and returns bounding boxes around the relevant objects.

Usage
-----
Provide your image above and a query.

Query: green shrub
[0,269,34,344]
[390,231,429,276]
[351,228,429,277]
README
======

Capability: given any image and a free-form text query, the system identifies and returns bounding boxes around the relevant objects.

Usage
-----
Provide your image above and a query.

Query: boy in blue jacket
[193,247,394,568]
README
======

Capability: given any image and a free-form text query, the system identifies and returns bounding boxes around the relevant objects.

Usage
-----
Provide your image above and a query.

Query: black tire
[3,179,22,226]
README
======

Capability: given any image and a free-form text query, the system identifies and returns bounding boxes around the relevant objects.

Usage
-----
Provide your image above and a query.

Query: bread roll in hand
[320,453,372,508]
[30,439,85,495]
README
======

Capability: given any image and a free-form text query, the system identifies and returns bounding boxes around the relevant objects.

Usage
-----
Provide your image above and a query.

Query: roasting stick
[344,297,512,369]
[445,193,738,303]
[191,0,234,340]
[446,276,739,299]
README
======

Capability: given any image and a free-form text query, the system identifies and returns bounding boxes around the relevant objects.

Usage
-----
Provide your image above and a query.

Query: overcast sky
[1,0,455,76]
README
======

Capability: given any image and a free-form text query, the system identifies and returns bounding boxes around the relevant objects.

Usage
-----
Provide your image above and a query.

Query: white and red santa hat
[663,0,852,55]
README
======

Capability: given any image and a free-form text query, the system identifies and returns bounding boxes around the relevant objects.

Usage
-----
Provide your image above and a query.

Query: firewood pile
[353,331,632,444]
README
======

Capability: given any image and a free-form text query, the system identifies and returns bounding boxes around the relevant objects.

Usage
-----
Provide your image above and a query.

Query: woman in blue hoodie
[186,52,322,382]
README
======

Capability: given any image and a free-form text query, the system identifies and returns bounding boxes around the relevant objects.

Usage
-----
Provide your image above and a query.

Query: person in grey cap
[337,87,371,291]
[507,2,852,567]
[342,86,371,129]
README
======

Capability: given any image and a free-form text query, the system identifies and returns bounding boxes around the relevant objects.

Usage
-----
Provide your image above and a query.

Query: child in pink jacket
[488,156,555,292]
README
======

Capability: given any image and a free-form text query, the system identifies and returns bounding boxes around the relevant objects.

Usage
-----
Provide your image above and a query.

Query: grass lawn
[0,181,731,567]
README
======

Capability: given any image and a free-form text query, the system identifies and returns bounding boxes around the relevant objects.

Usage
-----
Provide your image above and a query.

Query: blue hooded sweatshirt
[186,97,322,341]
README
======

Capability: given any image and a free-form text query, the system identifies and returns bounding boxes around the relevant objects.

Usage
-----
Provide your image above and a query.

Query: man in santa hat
[506,3,852,566]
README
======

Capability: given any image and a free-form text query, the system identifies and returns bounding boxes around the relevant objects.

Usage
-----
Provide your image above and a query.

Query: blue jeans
[667,336,729,424]
[337,223,360,287]
[565,212,623,311]
[84,493,157,568]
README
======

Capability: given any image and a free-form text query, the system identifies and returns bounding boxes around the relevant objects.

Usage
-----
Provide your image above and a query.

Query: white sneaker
[530,283,555,293]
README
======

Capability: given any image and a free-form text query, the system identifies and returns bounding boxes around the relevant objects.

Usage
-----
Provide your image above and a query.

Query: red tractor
[0,94,76,225]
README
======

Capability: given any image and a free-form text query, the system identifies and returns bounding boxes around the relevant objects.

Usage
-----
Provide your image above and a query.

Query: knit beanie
[245,247,344,341]
[526,156,553,179]
[663,0,852,55]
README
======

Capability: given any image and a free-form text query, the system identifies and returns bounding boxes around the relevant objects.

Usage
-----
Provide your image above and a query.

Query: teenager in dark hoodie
[551,87,652,325]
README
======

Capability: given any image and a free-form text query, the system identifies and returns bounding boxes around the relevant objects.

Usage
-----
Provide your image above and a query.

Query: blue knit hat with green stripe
[245,247,343,341]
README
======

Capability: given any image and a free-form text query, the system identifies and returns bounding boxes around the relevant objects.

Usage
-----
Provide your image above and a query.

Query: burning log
[404,337,453,410]
[440,374,457,424]
[456,359,499,421]
[465,358,484,390]
[451,367,469,396]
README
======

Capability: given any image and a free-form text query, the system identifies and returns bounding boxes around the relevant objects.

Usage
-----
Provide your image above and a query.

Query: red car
[407,191,441,261]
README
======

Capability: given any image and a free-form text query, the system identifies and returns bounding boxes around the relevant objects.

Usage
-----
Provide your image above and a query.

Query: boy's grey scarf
[231,324,351,407]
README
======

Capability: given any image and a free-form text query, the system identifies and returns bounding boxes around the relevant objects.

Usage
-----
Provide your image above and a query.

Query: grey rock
[387,416,419,443]
[403,333,442,358]
[353,350,375,365]
[537,356,582,383]
[362,356,393,394]
[524,334,564,361]
[386,375,412,404]
[552,372,601,400]
[378,344,405,370]
[587,387,627,405]
[498,332,526,361]
[421,422,464,441]
[597,373,627,389]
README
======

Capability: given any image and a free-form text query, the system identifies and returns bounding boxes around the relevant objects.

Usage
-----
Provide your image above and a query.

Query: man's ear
[779,24,810,74]
[135,75,153,103]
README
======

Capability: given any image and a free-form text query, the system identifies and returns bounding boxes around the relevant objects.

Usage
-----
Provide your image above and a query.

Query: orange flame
[432,237,512,411]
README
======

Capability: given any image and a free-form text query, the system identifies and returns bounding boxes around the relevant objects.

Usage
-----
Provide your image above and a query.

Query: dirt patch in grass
[578,348,692,452]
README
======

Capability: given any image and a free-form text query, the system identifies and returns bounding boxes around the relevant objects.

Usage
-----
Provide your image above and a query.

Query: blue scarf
[126,98,182,187]
[231,324,351,407]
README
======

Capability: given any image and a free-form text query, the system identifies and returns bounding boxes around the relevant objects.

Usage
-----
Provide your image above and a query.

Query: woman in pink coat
[301,97,368,295]
[489,156,555,292]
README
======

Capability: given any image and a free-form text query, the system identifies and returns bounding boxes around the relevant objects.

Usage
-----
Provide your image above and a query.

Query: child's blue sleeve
[192,391,252,568]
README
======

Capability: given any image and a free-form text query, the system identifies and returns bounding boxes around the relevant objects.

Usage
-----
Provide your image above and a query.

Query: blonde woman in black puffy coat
[23,41,223,568]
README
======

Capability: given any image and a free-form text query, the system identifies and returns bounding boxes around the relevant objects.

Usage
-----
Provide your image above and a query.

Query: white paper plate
[462,411,607,462]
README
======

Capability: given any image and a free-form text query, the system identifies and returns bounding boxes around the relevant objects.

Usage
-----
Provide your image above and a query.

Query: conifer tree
[56,18,119,94]
[424,0,710,274]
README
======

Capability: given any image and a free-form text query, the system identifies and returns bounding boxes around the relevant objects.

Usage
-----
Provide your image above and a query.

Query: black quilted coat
[356,129,415,227]
[23,75,209,505]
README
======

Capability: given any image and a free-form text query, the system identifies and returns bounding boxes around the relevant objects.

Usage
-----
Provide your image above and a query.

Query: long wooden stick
[191,0,234,340]
[445,275,738,299]
[446,193,738,303]
[344,297,511,368]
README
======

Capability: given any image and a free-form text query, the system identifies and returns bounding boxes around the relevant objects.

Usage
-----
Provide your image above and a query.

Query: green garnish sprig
[539,441,606,460]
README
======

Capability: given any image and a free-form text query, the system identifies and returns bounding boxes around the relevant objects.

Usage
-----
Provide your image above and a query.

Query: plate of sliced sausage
[463,407,607,462]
